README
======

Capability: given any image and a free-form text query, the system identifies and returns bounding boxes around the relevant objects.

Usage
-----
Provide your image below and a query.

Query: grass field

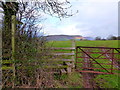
[48,40,120,88]
[48,40,119,48]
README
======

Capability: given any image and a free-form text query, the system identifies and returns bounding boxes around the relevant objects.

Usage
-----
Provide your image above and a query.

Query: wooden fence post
[0,18,2,89]
[66,40,75,74]
[11,15,16,88]
[72,39,75,48]
[71,40,75,69]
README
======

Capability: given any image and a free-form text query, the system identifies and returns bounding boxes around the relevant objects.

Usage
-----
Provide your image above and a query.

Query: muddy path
[82,72,98,88]
[81,49,99,88]
[81,49,98,88]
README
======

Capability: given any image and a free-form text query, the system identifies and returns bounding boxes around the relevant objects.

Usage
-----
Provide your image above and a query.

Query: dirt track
[82,73,97,88]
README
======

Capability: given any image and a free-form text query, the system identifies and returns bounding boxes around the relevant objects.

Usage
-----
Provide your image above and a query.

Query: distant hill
[45,35,94,41]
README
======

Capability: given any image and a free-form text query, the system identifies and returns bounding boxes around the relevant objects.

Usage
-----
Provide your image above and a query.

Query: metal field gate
[76,46,120,74]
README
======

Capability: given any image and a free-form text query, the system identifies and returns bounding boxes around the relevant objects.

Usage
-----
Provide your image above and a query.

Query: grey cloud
[44,0,118,38]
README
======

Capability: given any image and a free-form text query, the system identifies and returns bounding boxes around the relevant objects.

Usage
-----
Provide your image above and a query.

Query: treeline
[95,35,120,40]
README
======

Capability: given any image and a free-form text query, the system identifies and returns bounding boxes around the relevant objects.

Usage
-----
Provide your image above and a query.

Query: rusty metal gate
[76,46,120,74]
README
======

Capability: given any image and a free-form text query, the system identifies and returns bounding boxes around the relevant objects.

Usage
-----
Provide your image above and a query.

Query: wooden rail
[50,47,75,50]
[51,52,75,56]
[46,40,76,74]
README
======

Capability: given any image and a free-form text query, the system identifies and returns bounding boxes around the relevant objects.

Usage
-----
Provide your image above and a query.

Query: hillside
[45,35,94,41]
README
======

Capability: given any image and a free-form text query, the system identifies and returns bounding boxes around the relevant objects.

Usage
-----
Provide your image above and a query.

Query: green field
[48,40,120,88]
[48,40,119,48]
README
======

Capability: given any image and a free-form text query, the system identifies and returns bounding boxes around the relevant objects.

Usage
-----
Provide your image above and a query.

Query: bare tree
[35,0,73,18]
[1,0,74,39]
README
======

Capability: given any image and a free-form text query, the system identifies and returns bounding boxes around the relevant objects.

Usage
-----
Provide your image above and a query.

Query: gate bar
[78,47,110,73]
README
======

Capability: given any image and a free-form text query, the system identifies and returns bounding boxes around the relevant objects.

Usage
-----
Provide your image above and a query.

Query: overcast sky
[0,0,119,38]
[42,0,119,38]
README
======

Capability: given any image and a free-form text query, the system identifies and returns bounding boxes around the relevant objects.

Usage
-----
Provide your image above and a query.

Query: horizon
[44,34,119,39]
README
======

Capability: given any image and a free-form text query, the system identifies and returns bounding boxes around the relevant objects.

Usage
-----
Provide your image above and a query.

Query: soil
[82,73,96,88]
